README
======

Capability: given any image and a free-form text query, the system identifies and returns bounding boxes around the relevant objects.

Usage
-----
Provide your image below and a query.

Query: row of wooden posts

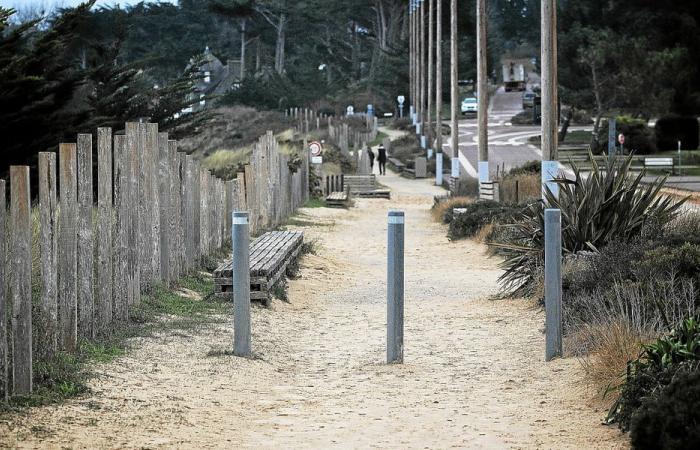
[0,123,309,400]
[285,107,379,156]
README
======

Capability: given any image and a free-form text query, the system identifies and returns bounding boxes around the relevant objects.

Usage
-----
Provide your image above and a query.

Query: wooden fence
[0,122,309,399]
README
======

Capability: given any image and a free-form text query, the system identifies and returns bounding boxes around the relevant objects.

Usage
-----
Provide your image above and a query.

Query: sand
[0,170,627,449]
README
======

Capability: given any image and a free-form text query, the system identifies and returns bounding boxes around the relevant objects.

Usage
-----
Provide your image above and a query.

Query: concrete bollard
[232,211,251,357]
[436,152,443,186]
[544,208,562,361]
[387,210,405,364]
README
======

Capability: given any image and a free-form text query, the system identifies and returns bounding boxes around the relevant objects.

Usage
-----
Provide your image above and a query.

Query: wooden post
[158,132,171,286]
[135,123,149,287]
[0,180,7,400]
[169,142,182,280]
[435,0,443,177]
[77,133,94,339]
[450,0,460,180]
[113,134,129,321]
[477,0,489,185]
[427,0,434,151]
[59,144,78,352]
[387,211,405,364]
[541,0,558,198]
[126,124,141,306]
[38,152,58,357]
[147,123,161,282]
[10,166,32,395]
[184,155,195,270]
[193,161,201,260]
[97,128,113,332]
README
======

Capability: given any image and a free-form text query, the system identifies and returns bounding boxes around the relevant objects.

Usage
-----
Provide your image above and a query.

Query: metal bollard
[387,210,405,364]
[232,211,251,357]
[544,208,562,361]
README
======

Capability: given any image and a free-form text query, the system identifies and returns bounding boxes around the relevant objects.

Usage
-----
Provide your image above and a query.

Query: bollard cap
[388,210,405,224]
[232,211,249,224]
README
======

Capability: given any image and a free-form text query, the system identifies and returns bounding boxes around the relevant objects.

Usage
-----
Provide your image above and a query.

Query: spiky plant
[497,154,686,297]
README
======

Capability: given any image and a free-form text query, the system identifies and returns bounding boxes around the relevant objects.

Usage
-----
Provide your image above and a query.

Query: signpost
[608,117,617,157]
[309,141,323,165]
[367,104,374,118]
[398,95,405,118]
[346,105,354,116]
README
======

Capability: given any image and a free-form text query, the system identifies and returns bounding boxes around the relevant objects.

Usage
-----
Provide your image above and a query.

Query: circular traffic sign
[309,141,323,156]
[618,133,625,145]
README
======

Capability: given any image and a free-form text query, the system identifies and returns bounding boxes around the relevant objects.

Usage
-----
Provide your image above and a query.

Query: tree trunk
[558,107,573,142]
[240,18,246,79]
[274,14,287,74]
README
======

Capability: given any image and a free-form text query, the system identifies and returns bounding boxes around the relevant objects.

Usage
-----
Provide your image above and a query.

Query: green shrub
[595,116,657,155]
[447,201,521,240]
[511,110,534,125]
[609,318,700,431]
[391,117,413,131]
[633,243,700,286]
[655,115,699,151]
[629,366,700,449]
[506,160,541,177]
[497,154,684,297]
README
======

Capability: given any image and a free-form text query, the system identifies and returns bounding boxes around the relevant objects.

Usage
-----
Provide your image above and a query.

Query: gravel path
[0,171,627,449]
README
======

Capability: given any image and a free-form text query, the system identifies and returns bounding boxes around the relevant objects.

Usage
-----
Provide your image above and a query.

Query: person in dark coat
[367,146,375,172]
[377,143,387,175]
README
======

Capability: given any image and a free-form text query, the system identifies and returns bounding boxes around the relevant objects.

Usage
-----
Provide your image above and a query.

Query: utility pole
[408,0,416,120]
[477,0,489,187]
[450,0,459,183]
[427,0,434,157]
[541,0,559,199]
[420,0,427,144]
[435,0,443,186]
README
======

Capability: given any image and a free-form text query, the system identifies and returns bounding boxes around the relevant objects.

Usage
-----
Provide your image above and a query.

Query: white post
[232,211,251,357]
[436,152,443,186]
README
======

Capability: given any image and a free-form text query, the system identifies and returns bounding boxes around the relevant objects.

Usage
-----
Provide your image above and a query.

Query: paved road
[444,88,588,178]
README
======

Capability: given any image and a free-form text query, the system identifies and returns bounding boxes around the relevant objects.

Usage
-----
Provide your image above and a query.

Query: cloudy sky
[4,0,176,9]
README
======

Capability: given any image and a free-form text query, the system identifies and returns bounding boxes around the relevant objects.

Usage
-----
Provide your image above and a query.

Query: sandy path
[0,171,626,449]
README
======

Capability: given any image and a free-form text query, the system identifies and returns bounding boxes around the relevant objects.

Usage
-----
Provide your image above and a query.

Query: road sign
[397,95,405,105]
[309,141,322,157]
[618,133,625,145]
[311,156,322,164]
[346,105,354,116]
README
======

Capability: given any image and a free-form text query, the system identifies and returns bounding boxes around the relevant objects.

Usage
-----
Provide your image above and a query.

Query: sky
[3,0,176,9]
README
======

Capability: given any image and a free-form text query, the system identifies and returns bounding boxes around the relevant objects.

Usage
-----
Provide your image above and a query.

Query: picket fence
[0,123,309,399]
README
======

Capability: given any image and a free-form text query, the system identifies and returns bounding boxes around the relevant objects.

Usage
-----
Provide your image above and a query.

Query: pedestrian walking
[377,143,387,175]
[367,146,375,172]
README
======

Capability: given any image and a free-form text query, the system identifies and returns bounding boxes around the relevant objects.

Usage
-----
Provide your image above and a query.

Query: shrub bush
[447,201,522,240]
[595,116,657,155]
[609,317,700,432]
[511,110,534,125]
[655,115,699,151]
[629,365,700,449]
[506,160,541,177]
[497,155,684,297]
[390,117,413,131]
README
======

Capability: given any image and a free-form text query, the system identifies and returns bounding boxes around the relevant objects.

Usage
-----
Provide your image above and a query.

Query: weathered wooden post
[544,208,562,361]
[477,0,489,189]
[387,210,405,364]
[10,166,32,395]
[39,152,58,356]
[541,0,559,199]
[97,128,113,331]
[232,211,251,357]
[450,0,460,184]
[77,133,94,338]
[0,180,7,400]
[58,143,78,352]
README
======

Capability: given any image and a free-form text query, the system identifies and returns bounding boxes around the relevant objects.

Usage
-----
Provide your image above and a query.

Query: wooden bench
[644,157,674,173]
[388,157,406,173]
[343,175,391,199]
[213,231,304,305]
[479,181,500,201]
[325,189,349,208]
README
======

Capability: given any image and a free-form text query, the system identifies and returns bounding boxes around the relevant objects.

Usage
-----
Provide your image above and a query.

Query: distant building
[185,46,242,112]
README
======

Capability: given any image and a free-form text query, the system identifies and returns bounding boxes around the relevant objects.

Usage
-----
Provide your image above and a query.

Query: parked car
[522,91,536,109]
[461,97,478,114]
